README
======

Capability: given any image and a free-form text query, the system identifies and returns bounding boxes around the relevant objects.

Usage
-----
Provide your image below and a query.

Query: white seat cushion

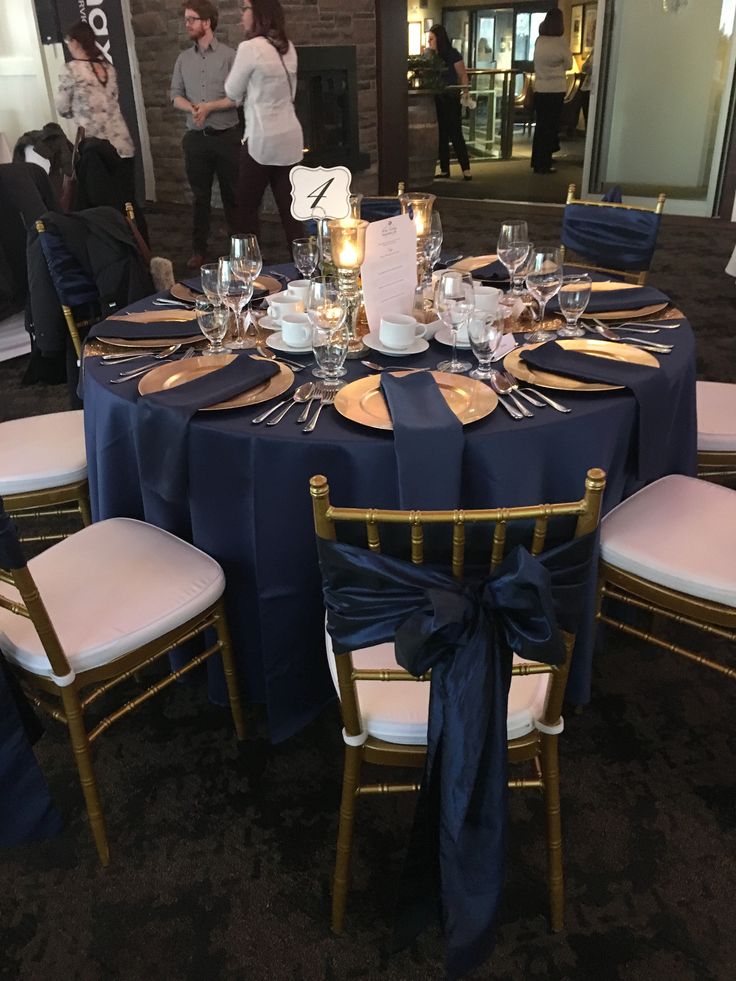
[600,474,736,607]
[0,412,87,494]
[0,518,225,678]
[696,381,736,452]
[326,633,551,745]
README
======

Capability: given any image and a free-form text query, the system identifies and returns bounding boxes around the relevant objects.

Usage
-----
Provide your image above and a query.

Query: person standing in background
[225,0,304,250]
[531,8,572,175]
[427,25,472,182]
[171,2,240,269]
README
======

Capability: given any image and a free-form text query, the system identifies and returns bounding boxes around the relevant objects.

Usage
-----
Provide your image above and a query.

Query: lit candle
[338,242,359,267]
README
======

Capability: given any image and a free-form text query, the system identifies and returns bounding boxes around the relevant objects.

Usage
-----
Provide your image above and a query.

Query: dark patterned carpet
[1,201,735,981]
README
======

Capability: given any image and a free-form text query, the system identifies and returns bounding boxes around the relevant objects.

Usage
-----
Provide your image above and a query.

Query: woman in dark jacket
[428,25,472,181]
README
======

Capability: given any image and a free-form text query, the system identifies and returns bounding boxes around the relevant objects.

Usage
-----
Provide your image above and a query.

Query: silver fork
[298,382,323,423]
[110,347,195,383]
[503,369,570,413]
[303,388,336,432]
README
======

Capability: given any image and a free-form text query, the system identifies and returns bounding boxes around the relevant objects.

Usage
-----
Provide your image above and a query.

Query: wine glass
[307,280,348,386]
[195,296,229,355]
[218,257,254,349]
[434,270,474,373]
[231,235,262,334]
[497,219,530,294]
[525,248,563,344]
[200,263,220,302]
[468,313,503,380]
[557,274,592,338]
[292,237,320,280]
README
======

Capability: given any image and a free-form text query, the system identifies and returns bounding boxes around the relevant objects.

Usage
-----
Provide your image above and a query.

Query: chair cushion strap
[534,716,564,735]
[51,669,76,687]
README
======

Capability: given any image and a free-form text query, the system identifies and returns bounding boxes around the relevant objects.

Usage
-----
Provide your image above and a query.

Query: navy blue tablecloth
[82,270,697,742]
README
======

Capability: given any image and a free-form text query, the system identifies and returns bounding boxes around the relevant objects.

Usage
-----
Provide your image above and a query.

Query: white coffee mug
[287,279,311,304]
[473,285,502,317]
[280,312,312,348]
[268,290,304,323]
[379,313,426,351]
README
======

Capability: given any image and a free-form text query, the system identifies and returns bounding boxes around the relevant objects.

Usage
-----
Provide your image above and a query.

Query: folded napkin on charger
[138,355,280,502]
[549,282,668,314]
[519,340,669,481]
[88,309,199,341]
[181,275,270,302]
[380,372,464,509]
[468,258,509,282]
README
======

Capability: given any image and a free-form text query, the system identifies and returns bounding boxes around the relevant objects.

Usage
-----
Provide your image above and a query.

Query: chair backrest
[310,469,606,739]
[0,503,72,681]
[561,183,666,285]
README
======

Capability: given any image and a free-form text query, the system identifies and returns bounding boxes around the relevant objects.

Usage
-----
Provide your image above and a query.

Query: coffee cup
[280,312,312,348]
[268,290,304,323]
[454,322,470,344]
[287,279,311,304]
[473,284,502,317]
[379,313,426,351]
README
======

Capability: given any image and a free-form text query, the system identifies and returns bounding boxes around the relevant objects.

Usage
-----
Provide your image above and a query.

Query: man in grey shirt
[171,2,239,268]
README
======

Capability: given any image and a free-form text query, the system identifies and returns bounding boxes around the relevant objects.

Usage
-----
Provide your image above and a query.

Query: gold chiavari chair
[310,468,606,935]
[695,381,736,485]
[0,412,89,544]
[598,475,736,680]
[561,184,666,285]
[0,506,245,865]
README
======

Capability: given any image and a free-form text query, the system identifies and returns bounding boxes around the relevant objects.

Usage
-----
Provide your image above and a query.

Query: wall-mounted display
[571,4,584,53]
[583,4,598,54]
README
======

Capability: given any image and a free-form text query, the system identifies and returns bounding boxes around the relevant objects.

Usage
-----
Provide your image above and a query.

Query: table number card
[289,165,352,221]
[360,215,418,333]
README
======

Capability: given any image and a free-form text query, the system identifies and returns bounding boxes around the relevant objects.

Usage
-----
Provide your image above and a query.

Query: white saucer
[266,331,312,354]
[363,332,429,357]
[258,314,279,332]
[434,326,471,349]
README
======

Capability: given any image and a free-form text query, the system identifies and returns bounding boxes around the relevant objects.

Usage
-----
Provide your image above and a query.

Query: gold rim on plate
[137,354,293,411]
[504,338,659,392]
[97,334,203,349]
[334,370,498,430]
[450,254,508,280]
[593,302,668,321]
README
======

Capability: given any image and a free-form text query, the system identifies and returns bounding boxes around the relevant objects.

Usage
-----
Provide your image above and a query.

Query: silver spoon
[101,343,182,365]
[585,322,673,353]
[266,382,315,426]
[254,347,305,372]
[361,360,430,372]
[486,375,523,419]
[489,370,534,417]
[252,382,312,424]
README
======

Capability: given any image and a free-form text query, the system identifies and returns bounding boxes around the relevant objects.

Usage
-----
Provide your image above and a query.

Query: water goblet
[525,248,563,344]
[200,263,220,302]
[308,285,348,386]
[195,297,229,355]
[218,257,254,349]
[230,236,261,336]
[557,274,592,338]
[292,237,320,280]
[497,219,530,294]
[468,313,503,380]
[435,269,474,373]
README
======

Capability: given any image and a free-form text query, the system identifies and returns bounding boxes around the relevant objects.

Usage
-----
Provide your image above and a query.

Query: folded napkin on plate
[88,310,200,341]
[468,258,509,282]
[380,372,464,509]
[138,355,280,502]
[520,340,669,481]
[549,282,668,314]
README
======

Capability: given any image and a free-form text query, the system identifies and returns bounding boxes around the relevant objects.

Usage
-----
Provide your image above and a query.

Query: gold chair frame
[697,449,736,484]
[561,184,666,285]
[3,477,91,545]
[597,559,736,681]
[0,542,246,865]
[310,468,606,935]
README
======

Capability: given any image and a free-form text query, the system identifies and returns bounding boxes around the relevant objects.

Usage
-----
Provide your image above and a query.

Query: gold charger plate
[97,334,202,349]
[334,370,497,431]
[450,254,509,280]
[170,275,282,303]
[505,339,659,393]
[593,302,668,321]
[137,354,293,411]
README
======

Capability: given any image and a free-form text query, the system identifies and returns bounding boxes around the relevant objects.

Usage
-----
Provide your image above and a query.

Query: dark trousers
[235,143,304,250]
[531,92,565,172]
[434,93,470,173]
[182,127,240,254]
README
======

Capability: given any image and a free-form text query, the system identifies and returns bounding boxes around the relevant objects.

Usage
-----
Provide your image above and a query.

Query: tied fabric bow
[318,531,597,979]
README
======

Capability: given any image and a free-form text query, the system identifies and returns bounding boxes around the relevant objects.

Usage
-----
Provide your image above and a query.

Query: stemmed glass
[200,263,220,302]
[218,257,254,349]
[306,279,348,386]
[230,235,262,336]
[195,296,229,356]
[468,313,503,380]
[497,219,530,295]
[525,248,563,344]
[557,274,592,338]
[435,269,474,373]
[292,237,320,280]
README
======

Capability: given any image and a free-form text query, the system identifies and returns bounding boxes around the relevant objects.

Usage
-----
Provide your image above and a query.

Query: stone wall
[129,0,379,205]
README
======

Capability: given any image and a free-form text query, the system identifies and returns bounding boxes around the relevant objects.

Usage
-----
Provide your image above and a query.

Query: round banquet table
[82,297,698,742]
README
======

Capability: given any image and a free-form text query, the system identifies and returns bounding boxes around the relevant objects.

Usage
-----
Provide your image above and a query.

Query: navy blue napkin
[180,277,204,293]
[380,372,464,509]
[468,258,509,282]
[182,275,271,302]
[549,282,668,314]
[138,355,280,502]
[520,340,668,481]
[89,314,201,341]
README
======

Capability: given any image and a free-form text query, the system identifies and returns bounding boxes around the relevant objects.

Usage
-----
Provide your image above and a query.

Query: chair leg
[215,599,246,741]
[540,733,564,932]
[78,486,92,527]
[62,688,110,866]
[332,743,363,934]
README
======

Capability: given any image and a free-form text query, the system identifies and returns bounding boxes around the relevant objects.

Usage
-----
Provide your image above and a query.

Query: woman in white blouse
[225,0,304,247]
[531,8,572,175]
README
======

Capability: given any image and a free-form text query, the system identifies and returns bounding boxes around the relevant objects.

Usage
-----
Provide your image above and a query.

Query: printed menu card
[360,215,418,333]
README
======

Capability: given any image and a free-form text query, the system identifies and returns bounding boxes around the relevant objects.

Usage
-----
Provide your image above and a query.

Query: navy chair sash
[562,203,661,272]
[318,531,597,979]
[38,226,98,307]
[0,504,25,570]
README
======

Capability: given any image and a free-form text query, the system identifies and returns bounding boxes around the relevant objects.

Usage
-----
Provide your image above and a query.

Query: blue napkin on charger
[180,275,275,302]
[380,372,464,509]
[520,340,669,481]
[138,354,280,502]
[549,282,668,315]
[89,314,201,341]
[468,258,509,282]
